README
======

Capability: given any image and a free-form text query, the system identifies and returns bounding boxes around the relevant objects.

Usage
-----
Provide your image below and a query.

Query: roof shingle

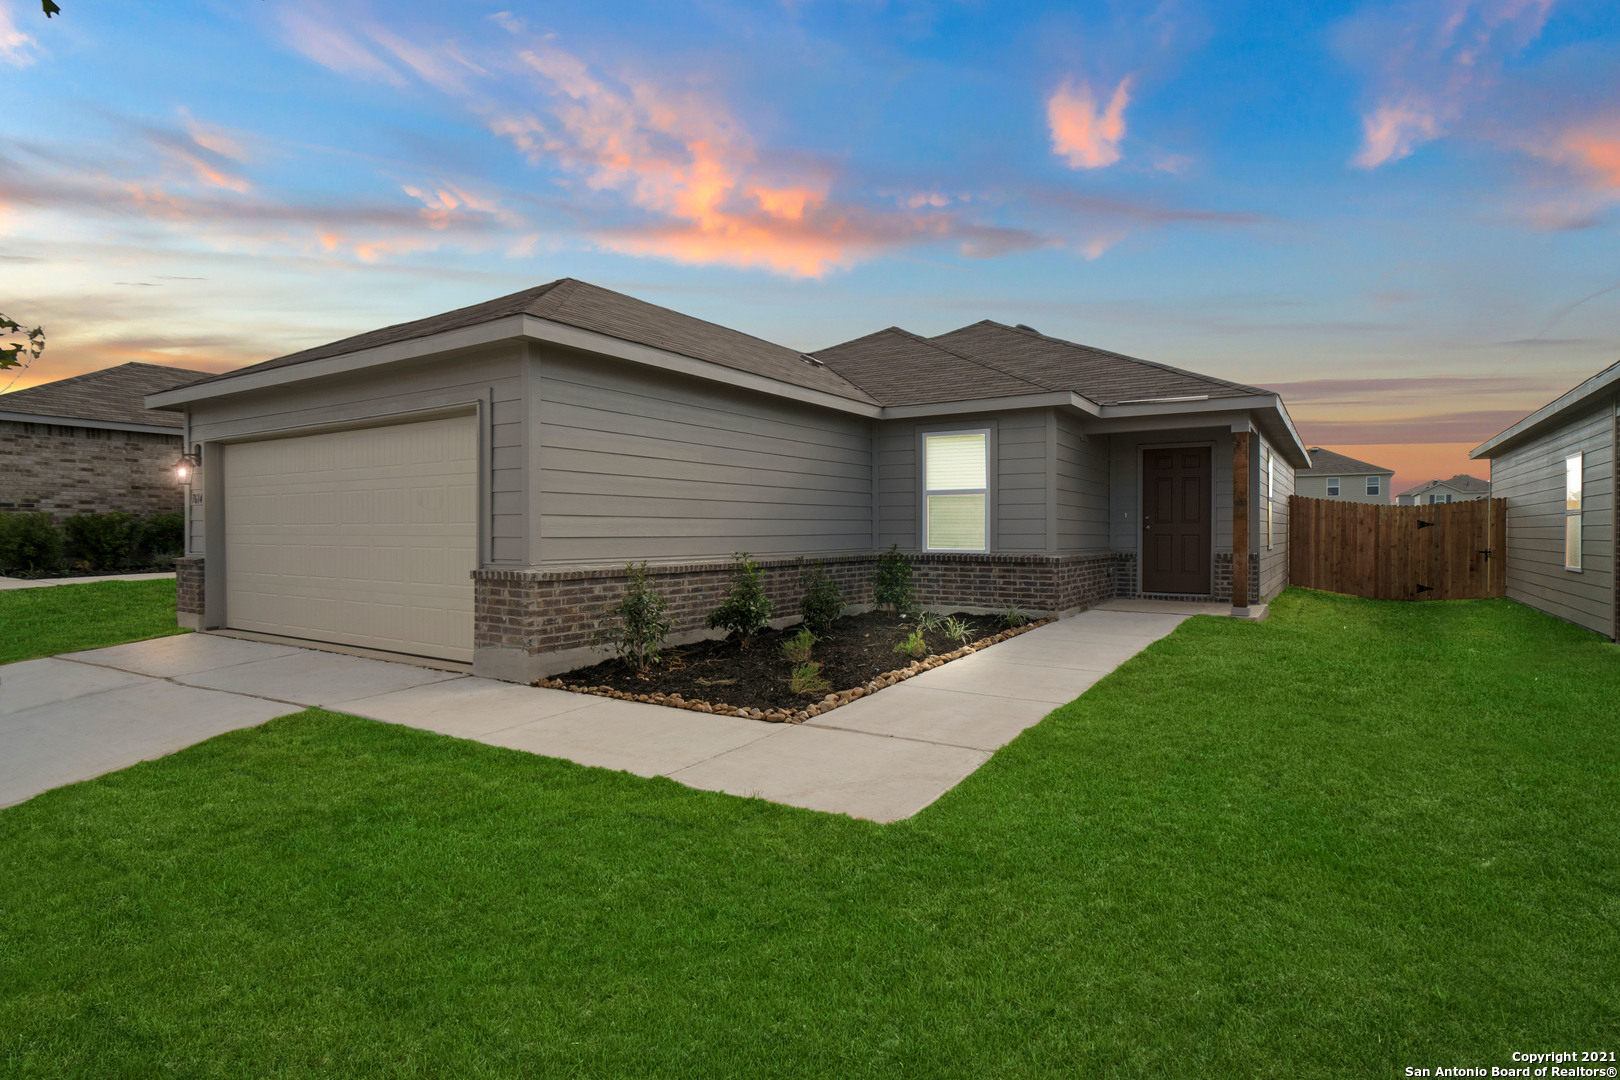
[1297,447,1394,476]
[0,362,213,427]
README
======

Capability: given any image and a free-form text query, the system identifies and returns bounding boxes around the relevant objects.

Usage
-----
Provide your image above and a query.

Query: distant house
[1395,474,1490,506]
[1471,359,1617,641]
[0,362,214,520]
[1294,447,1394,504]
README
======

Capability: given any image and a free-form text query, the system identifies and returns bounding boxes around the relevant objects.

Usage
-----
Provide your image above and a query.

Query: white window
[1366,475,1380,496]
[1566,453,1583,571]
[924,430,988,551]
[1263,444,1274,550]
[1326,477,1340,496]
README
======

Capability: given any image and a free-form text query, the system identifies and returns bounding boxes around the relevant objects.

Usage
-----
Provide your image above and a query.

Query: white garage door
[224,415,478,662]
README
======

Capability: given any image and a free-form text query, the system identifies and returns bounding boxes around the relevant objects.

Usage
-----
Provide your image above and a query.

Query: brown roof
[1399,473,1489,497]
[1297,447,1394,476]
[813,320,1270,407]
[174,278,879,405]
[0,362,214,427]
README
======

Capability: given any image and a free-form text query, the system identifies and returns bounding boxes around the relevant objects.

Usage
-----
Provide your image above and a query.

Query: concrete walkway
[0,572,176,591]
[1,609,1193,820]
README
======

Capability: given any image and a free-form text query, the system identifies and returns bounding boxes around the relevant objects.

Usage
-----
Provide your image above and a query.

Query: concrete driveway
[1,608,1194,821]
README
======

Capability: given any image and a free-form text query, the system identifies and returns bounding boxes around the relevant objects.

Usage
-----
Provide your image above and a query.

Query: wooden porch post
[1232,429,1251,609]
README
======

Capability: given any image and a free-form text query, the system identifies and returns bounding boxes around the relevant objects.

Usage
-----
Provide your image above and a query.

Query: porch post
[1232,428,1251,609]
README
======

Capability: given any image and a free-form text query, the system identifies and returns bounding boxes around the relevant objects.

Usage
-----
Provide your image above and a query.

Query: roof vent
[1014,323,1040,334]
[799,354,825,368]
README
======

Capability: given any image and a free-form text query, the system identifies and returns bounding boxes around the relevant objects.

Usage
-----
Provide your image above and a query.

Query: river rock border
[531,619,1053,724]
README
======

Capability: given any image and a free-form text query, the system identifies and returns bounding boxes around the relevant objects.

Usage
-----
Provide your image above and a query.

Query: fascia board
[1471,360,1620,459]
[876,391,1094,420]
[0,410,181,435]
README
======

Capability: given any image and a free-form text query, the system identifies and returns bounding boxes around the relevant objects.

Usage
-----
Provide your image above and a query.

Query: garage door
[224,415,477,662]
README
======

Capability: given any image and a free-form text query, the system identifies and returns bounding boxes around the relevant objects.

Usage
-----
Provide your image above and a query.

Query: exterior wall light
[174,446,201,485]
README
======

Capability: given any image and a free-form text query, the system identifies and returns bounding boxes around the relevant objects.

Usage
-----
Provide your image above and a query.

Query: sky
[2,0,1618,495]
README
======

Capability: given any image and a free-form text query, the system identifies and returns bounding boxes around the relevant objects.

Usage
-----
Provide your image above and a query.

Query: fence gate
[1288,496,1507,601]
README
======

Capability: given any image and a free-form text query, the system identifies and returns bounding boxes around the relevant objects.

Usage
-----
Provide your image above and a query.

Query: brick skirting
[175,556,204,628]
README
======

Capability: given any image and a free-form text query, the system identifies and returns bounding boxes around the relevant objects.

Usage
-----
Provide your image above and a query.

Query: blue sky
[3,0,1618,490]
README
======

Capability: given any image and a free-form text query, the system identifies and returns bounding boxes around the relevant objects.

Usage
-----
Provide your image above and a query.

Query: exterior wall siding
[0,421,184,520]
[534,350,874,564]
[1258,434,1294,601]
[1295,473,1392,504]
[1489,401,1616,637]
[1055,413,1110,552]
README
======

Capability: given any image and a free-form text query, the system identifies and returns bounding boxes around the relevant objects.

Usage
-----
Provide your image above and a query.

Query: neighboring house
[1294,447,1395,503]
[1471,360,1618,641]
[0,362,215,521]
[147,279,1310,679]
[1395,474,1490,506]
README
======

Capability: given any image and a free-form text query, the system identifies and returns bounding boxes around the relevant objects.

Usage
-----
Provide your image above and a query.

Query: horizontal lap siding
[537,354,873,564]
[1259,436,1294,600]
[1056,413,1109,552]
[185,347,525,565]
[874,421,917,550]
[997,412,1047,551]
[1491,403,1615,637]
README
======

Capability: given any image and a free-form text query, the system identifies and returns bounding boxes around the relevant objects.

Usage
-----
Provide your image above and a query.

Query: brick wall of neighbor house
[0,421,183,520]
[473,551,1130,667]
[175,556,205,620]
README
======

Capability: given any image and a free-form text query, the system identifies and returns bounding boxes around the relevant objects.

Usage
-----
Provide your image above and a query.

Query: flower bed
[534,610,1051,723]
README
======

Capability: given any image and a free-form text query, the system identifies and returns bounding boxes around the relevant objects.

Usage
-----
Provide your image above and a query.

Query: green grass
[1,589,1616,1077]
[0,578,186,664]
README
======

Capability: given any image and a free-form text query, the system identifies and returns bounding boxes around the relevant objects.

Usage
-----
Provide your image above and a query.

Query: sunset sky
[3,0,1618,495]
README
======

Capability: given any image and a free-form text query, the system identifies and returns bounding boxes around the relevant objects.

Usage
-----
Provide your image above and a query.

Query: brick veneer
[0,421,184,520]
[175,556,205,627]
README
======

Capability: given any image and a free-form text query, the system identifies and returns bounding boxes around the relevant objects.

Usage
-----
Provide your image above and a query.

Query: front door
[1141,446,1212,595]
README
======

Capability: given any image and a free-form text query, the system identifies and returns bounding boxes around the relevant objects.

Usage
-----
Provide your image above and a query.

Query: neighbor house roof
[1296,447,1394,476]
[1398,474,1490,498]
[171,277,880,406]
[1471,357,1620,459]
[0,362,212,430]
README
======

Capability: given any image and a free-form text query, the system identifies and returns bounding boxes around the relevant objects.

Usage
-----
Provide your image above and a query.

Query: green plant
[998,605,1029,629]
[893,628,928,659]
[796,557,845,631]
[62,511,138,571]
[789,660,832,697]
[138,512,185,560]
[779,627,816,665]
[872,544,914,615]
[706,551,775,648]
[942,616,972,643]
[911,610,946,634]
[593,562,672,672]
[0,512,62,574]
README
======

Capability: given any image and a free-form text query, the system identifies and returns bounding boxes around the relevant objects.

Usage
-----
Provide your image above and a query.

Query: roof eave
[1471,358,1620,459]
[1099,394,1311,467]
[0,410,182,435]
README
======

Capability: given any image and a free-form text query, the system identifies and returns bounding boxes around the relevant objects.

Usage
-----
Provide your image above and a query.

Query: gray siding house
[147,279,1310,679]
[1395,474,1490,506]
[1294,447,1395,503]
[1472,361,1618,640]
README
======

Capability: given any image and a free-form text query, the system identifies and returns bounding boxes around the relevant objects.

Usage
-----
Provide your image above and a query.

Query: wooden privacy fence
[1289,496,1507,601]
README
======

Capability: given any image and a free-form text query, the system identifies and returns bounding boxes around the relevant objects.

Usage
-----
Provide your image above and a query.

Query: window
[924,430,988,551]
[1366,475,1380,496]
[1263,444,1274,550]
[1566,453,1583,571]
[1326,477,1340,496]
[1429,493,1451,505]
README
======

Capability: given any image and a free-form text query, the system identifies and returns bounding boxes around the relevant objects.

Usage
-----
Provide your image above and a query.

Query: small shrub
[139,512,185,561]
[797,557,845,631]
[62,511,138,572]
[998,605,1030,629]
[0,512,62,574]
[780,627,816,665]
[593,562,672,672]
[790,660,832,697]
[942,616,972,643]
[912,610,946,634]
[893,628,928,659]
[707,551,775,648]
[872,544,914,615]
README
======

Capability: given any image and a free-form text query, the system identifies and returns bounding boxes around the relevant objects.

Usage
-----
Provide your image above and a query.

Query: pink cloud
[1046,76,1132,170]
[1353,99,1443,169]
[0,1,38,67]
[277,5,405,86]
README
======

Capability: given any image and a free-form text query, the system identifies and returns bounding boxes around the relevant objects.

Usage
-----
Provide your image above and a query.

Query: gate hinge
[1417,520,1435,529]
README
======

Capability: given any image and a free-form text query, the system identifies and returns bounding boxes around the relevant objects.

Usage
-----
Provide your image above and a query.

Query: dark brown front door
[1142,446,1212,594]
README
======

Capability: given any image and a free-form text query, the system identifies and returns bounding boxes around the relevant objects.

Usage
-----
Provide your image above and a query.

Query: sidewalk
[3,609,1195,820]
[0,572,177,591]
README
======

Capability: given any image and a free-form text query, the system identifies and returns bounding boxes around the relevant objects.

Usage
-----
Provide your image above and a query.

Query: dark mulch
[553,610,1009,711]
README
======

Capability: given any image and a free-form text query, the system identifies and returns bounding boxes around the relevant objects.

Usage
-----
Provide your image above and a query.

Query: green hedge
[0,511,185,575]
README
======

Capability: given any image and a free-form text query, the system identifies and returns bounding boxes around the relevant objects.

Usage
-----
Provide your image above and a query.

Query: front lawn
[1,589,1615,1076]
[0,578,186,665]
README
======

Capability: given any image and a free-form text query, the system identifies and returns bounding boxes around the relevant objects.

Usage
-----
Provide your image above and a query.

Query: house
[145,279,1310,679]
[0,362,215,520]
[1294,447,1394,503]
[1471,360,1617,640]
[1395,474,1490,506]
